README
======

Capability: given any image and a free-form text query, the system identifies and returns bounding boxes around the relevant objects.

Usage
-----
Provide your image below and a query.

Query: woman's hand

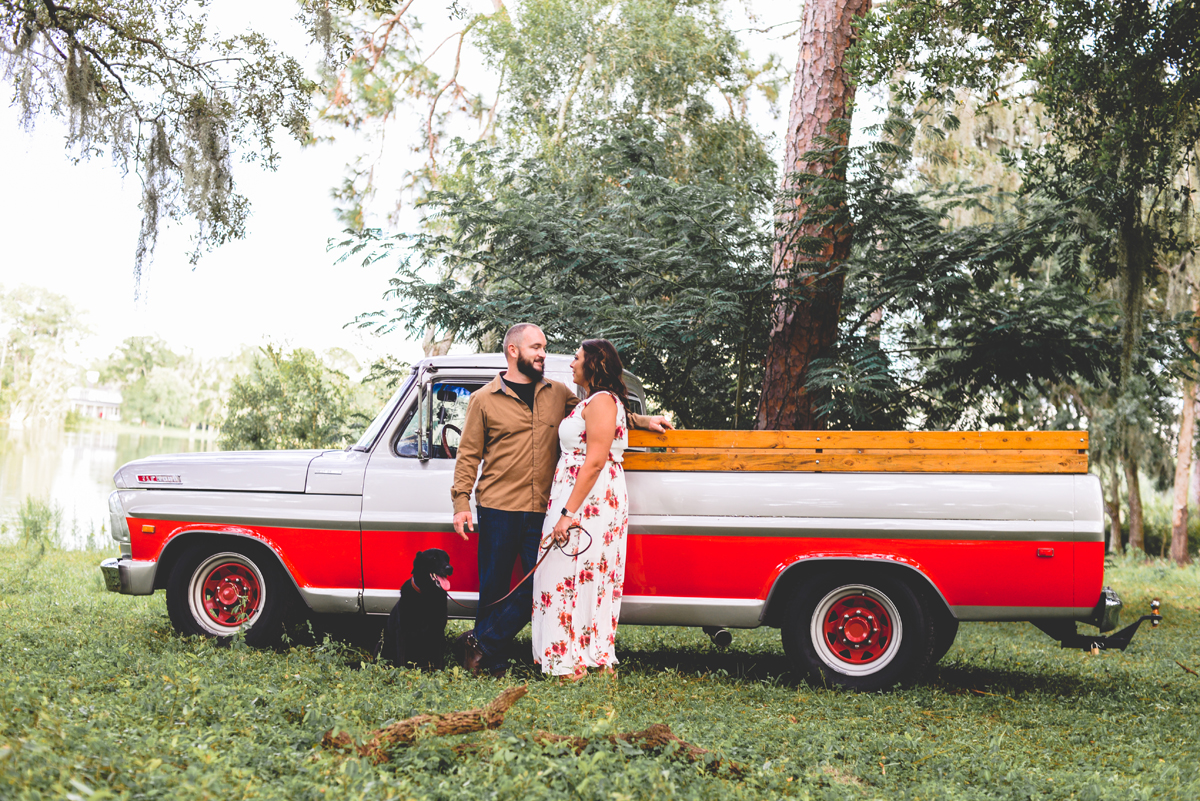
[551,514,575,545]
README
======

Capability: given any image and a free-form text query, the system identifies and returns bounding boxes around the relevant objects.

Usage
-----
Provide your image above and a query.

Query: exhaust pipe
[702,626,732,648]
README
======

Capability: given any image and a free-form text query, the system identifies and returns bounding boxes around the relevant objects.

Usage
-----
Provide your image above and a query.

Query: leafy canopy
[2,0,314,290]
[219,345,364,451]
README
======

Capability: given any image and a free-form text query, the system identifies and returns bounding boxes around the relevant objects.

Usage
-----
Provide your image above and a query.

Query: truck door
[360,376,486,613]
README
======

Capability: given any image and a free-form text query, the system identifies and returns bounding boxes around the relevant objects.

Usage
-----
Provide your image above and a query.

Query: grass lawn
[1,546,1198,800]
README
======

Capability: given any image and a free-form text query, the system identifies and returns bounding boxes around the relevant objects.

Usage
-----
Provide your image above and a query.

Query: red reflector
[1037,547,1055,558]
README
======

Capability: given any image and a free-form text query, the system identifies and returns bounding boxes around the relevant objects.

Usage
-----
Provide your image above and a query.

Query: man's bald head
[502,323,541,353]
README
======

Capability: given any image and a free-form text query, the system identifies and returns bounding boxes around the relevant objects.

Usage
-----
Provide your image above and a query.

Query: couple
[451,323,672,679]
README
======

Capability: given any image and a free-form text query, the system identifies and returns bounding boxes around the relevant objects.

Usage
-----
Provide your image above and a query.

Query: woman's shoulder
[582,391,619,408]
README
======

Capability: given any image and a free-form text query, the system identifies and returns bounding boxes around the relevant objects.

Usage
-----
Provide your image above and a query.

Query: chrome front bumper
[99,557,157,595]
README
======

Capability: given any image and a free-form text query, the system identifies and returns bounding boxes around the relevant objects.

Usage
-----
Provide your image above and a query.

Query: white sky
[0,1,866,371]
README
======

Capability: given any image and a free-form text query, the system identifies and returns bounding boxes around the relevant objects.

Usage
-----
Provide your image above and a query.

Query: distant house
[67,386,123,420]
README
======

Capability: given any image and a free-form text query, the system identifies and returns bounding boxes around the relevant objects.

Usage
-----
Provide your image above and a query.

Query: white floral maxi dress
[532,392,629,676]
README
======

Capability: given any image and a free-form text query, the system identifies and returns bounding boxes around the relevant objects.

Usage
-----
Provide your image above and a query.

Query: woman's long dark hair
[579,339,629,409]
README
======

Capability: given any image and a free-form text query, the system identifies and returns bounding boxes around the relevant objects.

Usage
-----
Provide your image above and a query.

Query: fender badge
[137,474,182,484]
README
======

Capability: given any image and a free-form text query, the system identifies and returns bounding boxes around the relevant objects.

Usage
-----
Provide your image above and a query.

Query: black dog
[379,549,453,669]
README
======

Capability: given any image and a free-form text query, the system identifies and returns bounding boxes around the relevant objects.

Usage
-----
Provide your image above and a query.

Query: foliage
[854,1,1200,385]
[318,0,785,227]
[2,547,1199,798]
[219,345,366,451]
[348,127,775,429]
[0,284,87,428]
[851,0,1200,551]
[1,0,314,288]
[3,496,61,586]
[99,336,250,429]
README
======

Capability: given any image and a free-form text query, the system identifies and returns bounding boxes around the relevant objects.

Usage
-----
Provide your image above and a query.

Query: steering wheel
[441,424,462,458]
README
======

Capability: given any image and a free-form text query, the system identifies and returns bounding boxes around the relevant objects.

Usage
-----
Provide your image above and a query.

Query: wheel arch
[153,528,308,609]
[761,556,955,629]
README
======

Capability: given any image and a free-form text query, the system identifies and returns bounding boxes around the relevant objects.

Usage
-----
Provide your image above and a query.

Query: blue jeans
[474,506,544,669]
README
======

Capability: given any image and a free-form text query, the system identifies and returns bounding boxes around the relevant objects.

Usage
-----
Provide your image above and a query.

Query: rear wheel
[166,543,287,647]
[782,574,935,691]
[931,615,960,664]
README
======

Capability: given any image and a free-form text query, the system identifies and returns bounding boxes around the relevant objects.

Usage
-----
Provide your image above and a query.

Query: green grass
[1,547,1198,800]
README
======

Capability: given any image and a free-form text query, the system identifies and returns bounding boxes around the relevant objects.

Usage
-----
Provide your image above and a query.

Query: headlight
[108,491,131,543]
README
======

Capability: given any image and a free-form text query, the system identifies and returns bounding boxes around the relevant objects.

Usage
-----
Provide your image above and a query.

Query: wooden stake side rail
[624,430,1089,474]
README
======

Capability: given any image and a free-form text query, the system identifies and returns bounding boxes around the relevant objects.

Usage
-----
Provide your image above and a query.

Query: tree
[0,284,86,428]
[349,129,774,428]
[219,345,364,450]
[857,0,1200,558]
[1,0,314,290]
[756,0,872,430]
[343,0,782,422]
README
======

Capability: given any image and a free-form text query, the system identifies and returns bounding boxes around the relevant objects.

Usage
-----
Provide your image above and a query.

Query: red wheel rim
[199,561,261,627]
[820,594,894,665]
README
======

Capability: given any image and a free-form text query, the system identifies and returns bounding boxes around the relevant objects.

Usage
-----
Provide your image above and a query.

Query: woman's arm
[551,393,618,543]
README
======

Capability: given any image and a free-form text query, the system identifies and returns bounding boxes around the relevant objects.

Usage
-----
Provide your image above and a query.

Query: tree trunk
[756,0,872,430]
[1190,433,1200,508]
[1106,466,1123,554]
[1124,455,1145,552]
[1172,297,1199,564]
[1170,379,1194,562]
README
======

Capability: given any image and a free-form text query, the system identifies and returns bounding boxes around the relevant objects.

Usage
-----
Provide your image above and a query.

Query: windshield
[352,375,414,452]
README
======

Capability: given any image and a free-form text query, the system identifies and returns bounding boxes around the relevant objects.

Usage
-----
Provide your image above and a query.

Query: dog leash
[446,523,593,612]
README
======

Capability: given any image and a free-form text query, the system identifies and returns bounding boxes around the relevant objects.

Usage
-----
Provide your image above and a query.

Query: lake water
[0,425,218,550]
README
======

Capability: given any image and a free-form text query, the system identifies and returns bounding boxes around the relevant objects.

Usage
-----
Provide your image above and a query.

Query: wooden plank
[658,448,1076,459]
[622,450,1089,474]
[628,429,1089,451]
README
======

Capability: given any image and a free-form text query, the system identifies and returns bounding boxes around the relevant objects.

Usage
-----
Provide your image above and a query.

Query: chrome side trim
[296,587,362,614]
[99,557,157,595]
[952,605,1094,621]
[619,595,764,628]
[365,590,478,617]
[363,515,1096,541]
[121,490,362,531]
[370,590,765,625]
[628,515,1097,542]
[360,514,456,534]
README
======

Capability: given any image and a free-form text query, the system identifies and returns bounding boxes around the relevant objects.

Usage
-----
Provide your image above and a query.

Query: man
[451,323,671,675]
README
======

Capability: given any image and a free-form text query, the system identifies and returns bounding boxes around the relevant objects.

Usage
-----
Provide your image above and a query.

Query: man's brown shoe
[461,633,486,676]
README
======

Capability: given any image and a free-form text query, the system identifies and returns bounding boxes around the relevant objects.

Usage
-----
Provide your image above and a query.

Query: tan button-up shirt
[452,372,646,514]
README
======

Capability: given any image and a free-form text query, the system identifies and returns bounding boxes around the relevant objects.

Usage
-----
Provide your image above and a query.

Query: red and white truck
[100,354,1159,690]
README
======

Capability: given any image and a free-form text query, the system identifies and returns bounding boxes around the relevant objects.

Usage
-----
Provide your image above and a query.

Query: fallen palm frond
[322,686,743,775]
[323,685,528,761]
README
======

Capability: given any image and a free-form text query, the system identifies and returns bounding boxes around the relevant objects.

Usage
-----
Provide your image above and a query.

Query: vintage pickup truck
[100,353,1160,690]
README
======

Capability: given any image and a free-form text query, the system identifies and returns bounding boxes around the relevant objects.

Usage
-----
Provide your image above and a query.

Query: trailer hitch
[1035,599,1162,653]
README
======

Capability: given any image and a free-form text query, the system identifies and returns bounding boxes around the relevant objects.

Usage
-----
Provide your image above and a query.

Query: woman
[532,339,629,679]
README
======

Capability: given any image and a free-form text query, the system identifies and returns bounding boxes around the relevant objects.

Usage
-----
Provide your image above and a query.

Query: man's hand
[644,415,674,434]
[453,511,475,540]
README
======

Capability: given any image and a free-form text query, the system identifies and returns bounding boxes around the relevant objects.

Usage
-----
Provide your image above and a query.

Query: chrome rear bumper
[99,557,157,595]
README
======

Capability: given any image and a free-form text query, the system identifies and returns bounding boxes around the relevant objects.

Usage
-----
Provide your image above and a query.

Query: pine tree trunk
[1190,438,1200,508]
[1106,466,1123,554]
[1171,379,1195,563]
[756,0,872,430]
[1171,302,1198,564]
[1124,455,1145,552]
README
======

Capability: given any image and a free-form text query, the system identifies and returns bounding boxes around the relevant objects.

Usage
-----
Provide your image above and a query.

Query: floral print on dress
[531,391,628,676]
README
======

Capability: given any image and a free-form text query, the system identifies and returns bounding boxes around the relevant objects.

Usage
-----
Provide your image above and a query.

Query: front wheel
[781,574,935,691]
[166,543,288,647]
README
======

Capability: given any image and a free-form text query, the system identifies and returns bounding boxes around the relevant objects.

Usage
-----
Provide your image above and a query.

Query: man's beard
[516,353,543,381]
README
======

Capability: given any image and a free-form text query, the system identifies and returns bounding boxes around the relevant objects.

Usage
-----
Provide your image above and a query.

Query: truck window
[395,382,482,458]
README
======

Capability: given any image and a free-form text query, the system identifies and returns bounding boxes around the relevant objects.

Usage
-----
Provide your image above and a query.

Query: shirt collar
[491,370,548,395]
